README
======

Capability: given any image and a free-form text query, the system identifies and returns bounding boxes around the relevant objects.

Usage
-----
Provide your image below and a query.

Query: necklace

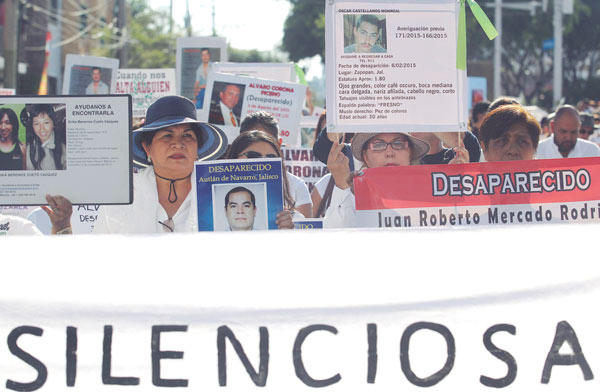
[154,171,192,203]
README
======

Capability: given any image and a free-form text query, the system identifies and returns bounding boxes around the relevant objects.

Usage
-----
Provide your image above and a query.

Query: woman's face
[32,112,54,144]
[363,133,411,168]
[482,124,535,161]
[143,124,198,174]
[237,141,279,159]
[0,114,13,142]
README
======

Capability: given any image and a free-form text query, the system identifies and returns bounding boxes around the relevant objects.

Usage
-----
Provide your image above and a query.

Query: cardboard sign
[354,157,600,228]
[193,158,284,231]
[282,146,329,193]
[0,96,132,205]
[62,54,119,95]
[212,62,297,83]
[199,73,307,146]
[1,228,599,391]
[176,37,228,110]
[325,0,467,133]
[116,69,176,118]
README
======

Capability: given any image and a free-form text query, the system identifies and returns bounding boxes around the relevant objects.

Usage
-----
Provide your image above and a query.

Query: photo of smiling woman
[324,132,430,228]
[0,107,26,170]
[24,104,66,170]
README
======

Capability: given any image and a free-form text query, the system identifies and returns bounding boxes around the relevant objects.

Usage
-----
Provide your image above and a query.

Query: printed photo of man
[224,186,256,231]
[208,82,244,127]
[344,14,386,54]
[85,67,110,94]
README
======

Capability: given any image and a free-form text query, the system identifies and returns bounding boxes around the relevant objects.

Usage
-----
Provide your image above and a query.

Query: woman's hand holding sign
[328,140,351,190]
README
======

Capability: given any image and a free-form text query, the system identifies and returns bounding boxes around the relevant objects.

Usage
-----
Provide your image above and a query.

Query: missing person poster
[62,54,119,95]
[354,157,600,228]
[282,146,329,193]
[193,158,284,231]
[176,37,228,110]
[116,69,176,118]
[0,95,132,205]
[326,0,467,133]
[212,62,297,83]
[200,72,307,146]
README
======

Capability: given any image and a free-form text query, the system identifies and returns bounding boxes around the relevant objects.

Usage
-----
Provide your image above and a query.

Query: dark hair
[356,15,380,30]
[225,186,256,208]
[239,111,279,140]
[0,107,20,144]
[553,104,580,123]
[26,104,65,170]
[472,100,490,122]
[138,125,202,164]
[201,47,210,54]
[540,116,550,127]
[488,97,520,112]
[479,105,540,150]
[92,67,101,73]
[227,130,295,209]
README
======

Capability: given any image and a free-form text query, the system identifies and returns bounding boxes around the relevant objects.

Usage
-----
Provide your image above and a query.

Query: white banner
[212,63,297,83]
[116,69,176,118]
[1,226,599,391]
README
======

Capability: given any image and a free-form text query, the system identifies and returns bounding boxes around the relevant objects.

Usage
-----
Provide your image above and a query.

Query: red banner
[354,158,600,228]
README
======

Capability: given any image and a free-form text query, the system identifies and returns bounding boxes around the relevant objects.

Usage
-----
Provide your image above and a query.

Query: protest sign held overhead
[326,0,467,133]
[194,158,284,231]
[354,157,600,228]
[199,72,307,145]
[116,69,176,119]
[0,96,132,205]
[212,62,297,83]
[176,37,228,110]
[62,54,119,95]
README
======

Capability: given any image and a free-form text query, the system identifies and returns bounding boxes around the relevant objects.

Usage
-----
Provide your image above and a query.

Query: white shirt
[287,173,311,208]
[323,185,356,228]
[536,135,600,159]
[85,80,109,94]
[219,101,238,127]
[0,214,42,235]
[94,167,196,234]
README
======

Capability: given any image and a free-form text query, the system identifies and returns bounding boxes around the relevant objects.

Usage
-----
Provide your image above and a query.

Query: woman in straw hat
[323,132,430,228]
[94,95,228,233]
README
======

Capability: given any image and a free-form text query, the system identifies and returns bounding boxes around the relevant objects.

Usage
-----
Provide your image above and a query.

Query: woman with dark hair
[324,132,430,228]
[94,95,228,233]
[26,104,66,170]
[0,107,25,170]
[479,104,540,162]
[227,130,294,228]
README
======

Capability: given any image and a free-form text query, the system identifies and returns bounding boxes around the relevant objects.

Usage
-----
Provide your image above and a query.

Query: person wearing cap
[579,113,598,141]
[323,132,430,228]
[94,95,228,233]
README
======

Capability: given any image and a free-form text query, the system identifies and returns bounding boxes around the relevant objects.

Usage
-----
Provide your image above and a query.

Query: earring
[148,156,152,163]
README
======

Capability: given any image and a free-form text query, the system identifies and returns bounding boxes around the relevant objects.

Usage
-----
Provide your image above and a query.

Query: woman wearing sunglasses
[324,132,430,228]
[94,95,228,233]
[227,130,295,229]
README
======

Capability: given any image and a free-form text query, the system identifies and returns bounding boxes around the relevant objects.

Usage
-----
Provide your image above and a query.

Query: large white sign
[326,0,467,133]
[0,96,132,205]
[0,225,599,391]
[200,72,307,146]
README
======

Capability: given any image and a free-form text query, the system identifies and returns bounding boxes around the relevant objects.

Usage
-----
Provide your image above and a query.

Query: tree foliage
[282,0,325,62]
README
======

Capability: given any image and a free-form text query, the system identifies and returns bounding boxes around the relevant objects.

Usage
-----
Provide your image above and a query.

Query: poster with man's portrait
[343,14,387,54]
[62,54,119,95]
[194,158,284,231]
[176,37,228,110]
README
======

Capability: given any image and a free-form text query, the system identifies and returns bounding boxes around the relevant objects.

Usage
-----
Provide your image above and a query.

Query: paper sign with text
[0,88,16,96]
[0,96,132,205]
[200,72,307,146]
[176,37,228,110]
[212,62,297,83]
[116,69,176,118]
[355,157,600,228]
[193,158,284,231]
[282,146,329,193]
[62,54,119,95]
[326,0,467,133]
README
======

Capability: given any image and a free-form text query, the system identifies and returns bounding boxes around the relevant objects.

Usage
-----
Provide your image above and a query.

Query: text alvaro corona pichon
[2,321,593,390]
[432,168,591,197]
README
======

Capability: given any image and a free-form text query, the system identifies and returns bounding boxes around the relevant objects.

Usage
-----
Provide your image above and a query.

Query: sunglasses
[238,151,278,159]
[368,139,409,152]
